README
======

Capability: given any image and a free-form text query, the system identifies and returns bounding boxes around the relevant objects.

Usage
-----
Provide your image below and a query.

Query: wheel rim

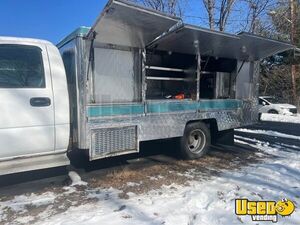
[187,129,206,154]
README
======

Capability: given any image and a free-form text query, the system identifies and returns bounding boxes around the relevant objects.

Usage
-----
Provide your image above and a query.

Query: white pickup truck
[0,0,295,176]
[0,37,70,175]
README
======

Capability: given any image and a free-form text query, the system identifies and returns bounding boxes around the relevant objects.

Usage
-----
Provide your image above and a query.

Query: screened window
[0,44,45,88]
[93,48,141,103]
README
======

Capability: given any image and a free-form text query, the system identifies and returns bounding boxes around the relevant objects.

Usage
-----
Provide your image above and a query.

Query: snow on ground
[0,192,56,214]
[35,141,300,225]
[236,128,300,141]
[1,130,300,225]
[0,192,56,222]
[261,113,300,123]
[36,142,300,225]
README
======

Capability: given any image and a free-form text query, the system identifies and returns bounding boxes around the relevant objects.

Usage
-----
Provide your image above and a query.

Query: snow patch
[14,215,35,224]
[261,113,300,123]
[149,175,164,181]
[126,182,140,187]
[0,192,56,214]
[236,128,300,141]
[68,171,87,186]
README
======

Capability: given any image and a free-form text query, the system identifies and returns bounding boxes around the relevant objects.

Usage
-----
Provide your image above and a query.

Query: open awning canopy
[88,0,180,48]
[237,32,294,60]
[147,25,242,59]
[147,25,295,61]
[89,0,295,60]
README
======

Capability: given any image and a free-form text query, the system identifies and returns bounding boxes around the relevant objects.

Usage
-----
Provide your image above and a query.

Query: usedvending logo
[235,198,295,223]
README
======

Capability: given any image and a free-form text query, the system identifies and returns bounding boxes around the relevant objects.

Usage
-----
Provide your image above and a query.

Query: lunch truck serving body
[0,0,295,175]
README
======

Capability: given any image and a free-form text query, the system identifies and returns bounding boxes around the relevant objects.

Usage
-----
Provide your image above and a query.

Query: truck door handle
[30,97,51,107]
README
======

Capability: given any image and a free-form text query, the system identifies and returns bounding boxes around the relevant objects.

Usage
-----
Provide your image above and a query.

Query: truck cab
[0,37,70,175]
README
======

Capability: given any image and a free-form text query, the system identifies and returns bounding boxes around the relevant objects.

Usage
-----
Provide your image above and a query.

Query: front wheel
[179,122,211,159]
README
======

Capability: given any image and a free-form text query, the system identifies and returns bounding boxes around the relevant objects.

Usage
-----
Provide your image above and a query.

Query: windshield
[263,97,280,104]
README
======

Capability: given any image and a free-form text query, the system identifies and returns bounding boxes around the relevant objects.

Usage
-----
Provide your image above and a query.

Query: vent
[91,126,138,159]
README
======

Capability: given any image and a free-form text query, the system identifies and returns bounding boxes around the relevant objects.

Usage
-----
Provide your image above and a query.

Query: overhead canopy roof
[88,0,180,48]
[148,25,241,59]
[89,0,295,60]
[237,32,295,60]
[148,25,294,61]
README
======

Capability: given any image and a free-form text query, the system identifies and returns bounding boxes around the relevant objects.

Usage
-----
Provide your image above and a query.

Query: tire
[258,113,262,121]
[268,109,278,114]
[179,122,211,159]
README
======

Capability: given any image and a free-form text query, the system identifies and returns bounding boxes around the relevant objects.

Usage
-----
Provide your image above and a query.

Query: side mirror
[262,101,266,106]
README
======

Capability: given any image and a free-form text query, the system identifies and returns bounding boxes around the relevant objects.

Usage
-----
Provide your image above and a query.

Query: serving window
[145,50,197,100]
[145,50,237,101]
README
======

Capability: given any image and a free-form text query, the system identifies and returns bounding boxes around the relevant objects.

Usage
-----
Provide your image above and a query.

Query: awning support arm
[202,56,210,72]
[142,49,147,104]
[86,31,97,103]
[233,60,245,84]
[146,20,184,49]
[195,40,201,101]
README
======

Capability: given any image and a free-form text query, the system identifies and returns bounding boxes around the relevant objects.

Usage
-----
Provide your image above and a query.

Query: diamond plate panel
[90,126,138,159]
[240,99,259,126]
[88,109,242,143]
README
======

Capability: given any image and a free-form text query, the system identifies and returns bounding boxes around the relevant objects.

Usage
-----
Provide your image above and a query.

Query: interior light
[241,45,247,53]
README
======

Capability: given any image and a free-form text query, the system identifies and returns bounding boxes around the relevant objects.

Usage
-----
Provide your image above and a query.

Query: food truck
[0,0,294,175]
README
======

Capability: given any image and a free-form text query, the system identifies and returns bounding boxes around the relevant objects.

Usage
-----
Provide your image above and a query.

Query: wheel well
[268,109,278,113]
[186,119,218,138]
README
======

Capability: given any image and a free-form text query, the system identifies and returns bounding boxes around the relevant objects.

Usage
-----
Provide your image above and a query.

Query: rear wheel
[179,122,211,159]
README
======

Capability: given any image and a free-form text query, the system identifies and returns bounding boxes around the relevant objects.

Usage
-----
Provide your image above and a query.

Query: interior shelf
[145,50,198,100]
[146,76,196,81]
[145,65,188,72]
[146,65,210,75]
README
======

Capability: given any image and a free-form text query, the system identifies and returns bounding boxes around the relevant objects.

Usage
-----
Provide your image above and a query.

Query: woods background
[131,0,300,107]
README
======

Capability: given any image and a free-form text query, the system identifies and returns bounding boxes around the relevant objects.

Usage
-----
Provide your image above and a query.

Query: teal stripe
[147,100,242,113]
[147,101,197,113]
[198,99,242,111]
[88,104,144,117]
[87,100,242,117]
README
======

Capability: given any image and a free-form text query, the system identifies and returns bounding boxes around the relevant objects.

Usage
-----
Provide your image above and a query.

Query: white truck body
[0,37,70,175]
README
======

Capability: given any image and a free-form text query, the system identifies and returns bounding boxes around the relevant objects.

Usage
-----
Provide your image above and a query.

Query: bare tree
[132,0,187,17]
[260,65,294,103]
[142,0,165,11]
[218,0,236,31]
[202,0,236,31]
[243,0,272,34]
[203,0,215,29]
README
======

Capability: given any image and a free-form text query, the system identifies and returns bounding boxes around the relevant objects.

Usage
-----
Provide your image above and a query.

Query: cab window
[0,44,45,88]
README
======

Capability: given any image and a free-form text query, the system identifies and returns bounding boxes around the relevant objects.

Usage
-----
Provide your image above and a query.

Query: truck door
[0,43,55,159]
